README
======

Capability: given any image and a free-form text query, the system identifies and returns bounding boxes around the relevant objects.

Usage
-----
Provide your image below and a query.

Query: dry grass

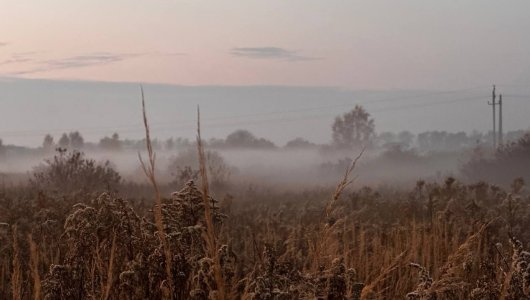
[138,86,175,298]
[1,93,530,299]
[196,106,226,299]
[28,234,41,300]
[11,226,22,300]
[103,232,117,300]
[3,160,530,299]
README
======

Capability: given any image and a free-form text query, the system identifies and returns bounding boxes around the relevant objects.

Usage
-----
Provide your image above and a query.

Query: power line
[496,83,530,88]
[0,88,509,138]
[502,94,530,98]
[72,95,487,135]
[143,85,490,127]
[0,93,491,137]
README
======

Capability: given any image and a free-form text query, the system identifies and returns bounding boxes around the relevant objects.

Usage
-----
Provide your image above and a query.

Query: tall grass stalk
[103,232,117,300]
[28,234,42,300]
[138,87,175,298]
[196,106,226,299]
[11,225,22,300]
[313,148,364,271]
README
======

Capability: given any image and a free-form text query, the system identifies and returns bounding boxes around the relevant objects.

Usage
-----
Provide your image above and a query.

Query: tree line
[1,105,528,153]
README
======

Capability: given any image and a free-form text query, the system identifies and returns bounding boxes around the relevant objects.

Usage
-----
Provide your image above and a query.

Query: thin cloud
[45,53,132,69]
[151,51,187,57]
[0,58,33,66]
[0,52,40,66]
[231,47,321,62]
[6,51,185,75]
[9,52,141,75]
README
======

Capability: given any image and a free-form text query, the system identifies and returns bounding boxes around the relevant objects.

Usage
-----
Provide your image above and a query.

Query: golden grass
[28,234,41,300]
[11,226,22,300]
[196,106,226,299]
[138,86,175,298]
[1,93,529,299]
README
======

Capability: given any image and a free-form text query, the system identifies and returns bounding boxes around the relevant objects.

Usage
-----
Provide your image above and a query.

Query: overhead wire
[1,85,526,138]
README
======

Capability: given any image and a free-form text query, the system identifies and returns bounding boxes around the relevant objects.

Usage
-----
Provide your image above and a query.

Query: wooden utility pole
[488,85,498,150]
[498,94,503,147]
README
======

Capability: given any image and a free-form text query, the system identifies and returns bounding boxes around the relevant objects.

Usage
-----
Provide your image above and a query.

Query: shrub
[30,148,121,196]
[461,133,530,186]
[168,148,233,189]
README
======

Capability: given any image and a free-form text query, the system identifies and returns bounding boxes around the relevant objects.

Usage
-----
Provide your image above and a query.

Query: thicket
[462,133,530,185]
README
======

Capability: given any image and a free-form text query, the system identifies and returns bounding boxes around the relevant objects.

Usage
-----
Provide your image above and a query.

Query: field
[1,106,529,300]
[4,1,530,299]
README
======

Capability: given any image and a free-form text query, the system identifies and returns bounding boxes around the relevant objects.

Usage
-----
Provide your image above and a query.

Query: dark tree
[284,137,317,149]
[225,130,256,147]
[225,129,276,149]
[43,134,54,150]
[377,132,396,147]
[398,131,415,149]
[165,137,175,150]
[332,105,375,148]
[58,133,70,148]
[68,131,84,149]
[99,132,121,151]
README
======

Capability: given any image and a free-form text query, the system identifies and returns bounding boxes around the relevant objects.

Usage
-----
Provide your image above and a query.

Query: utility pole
[498,94,503,147]
[488,85,498,150]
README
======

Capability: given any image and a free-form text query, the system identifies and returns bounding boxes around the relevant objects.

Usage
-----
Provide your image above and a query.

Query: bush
[30,148,121,196]
[461,133,530,186]
[168,148,233,189]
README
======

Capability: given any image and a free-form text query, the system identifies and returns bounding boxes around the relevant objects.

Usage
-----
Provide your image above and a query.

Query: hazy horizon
[0,76,528,147]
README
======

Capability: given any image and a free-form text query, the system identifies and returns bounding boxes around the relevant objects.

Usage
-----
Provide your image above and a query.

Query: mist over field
[0,145,465,190]
[1,77,529,191]
[2,1,530,299]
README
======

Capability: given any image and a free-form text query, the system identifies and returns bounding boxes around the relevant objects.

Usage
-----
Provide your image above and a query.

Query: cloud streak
[7,52,143,75]
[4,51,186,75]
[231,47,320,62]
[0,42,8,47]
[45,53,132,68]
[0,52,42,66]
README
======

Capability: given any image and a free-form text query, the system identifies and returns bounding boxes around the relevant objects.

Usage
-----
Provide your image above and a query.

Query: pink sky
[1,0,530,89]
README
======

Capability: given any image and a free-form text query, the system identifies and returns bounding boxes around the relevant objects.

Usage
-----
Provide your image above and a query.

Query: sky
[2,0,530,89]
[1,1,530,146]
